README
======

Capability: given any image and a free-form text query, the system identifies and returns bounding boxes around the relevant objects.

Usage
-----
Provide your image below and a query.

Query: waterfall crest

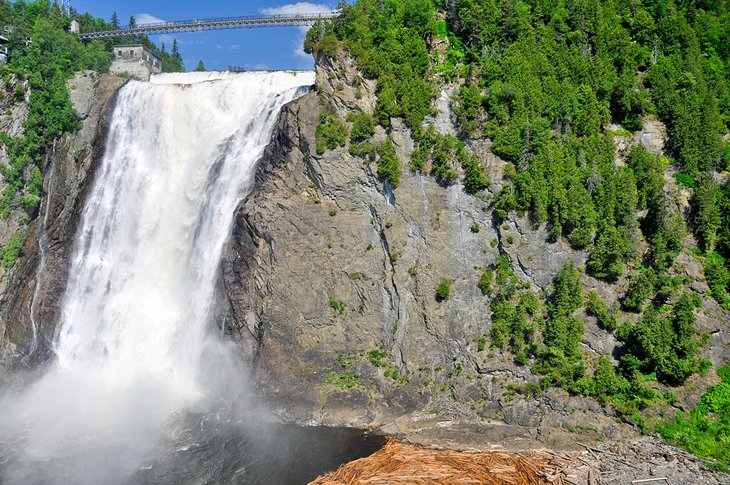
[0,71,314,484]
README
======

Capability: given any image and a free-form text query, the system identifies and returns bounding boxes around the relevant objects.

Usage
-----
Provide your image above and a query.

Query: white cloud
[260,3,333,59]
[259,2,332,16]
[134,13,165,25]
[293,42,309,58]
[155,34,176,48]
[230,44,240,50]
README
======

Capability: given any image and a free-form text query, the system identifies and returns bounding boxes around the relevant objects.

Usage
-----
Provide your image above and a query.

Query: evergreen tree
[172,39,181,62]
[692,176,723,252]
[550,261,583,318]
[111,11,119,28]
[128,15,136,29]
[194,60,206,72]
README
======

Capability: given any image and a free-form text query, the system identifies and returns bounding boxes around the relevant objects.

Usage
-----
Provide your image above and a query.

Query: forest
[306,0,730,468]
[0,0,185,239]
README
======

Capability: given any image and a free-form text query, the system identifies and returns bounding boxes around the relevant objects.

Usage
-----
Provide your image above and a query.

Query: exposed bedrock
[218,53,706,449]
[0,73,126,374]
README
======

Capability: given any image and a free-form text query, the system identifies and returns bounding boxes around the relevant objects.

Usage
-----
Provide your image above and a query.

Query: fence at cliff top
[78,12,340,40]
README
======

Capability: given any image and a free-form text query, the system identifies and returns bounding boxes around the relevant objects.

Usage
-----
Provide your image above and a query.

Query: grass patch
[329,298,346,315]
[436,279,452,302]
[657,364,730,471]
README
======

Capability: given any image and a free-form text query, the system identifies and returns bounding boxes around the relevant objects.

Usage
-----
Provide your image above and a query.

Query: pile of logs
[310,439,571,484]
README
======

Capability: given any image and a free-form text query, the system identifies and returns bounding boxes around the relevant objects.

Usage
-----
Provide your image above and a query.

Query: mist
[0,71,315,485]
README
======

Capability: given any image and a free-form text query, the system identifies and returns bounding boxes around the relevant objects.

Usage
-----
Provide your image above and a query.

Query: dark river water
[131,418,385,485]
[0,412,385,485]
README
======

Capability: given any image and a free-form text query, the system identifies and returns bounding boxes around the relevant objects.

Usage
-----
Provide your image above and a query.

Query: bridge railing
[122,12,338,29]
[79,12,339,40]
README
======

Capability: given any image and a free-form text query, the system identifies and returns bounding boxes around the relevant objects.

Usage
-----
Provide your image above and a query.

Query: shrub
[586,291,618,331]
[462,155,490,194]
[435,279,452,301]
[349,141,377,160]
[550,261,583,317]
[587,226,631,281]
[705,253,730,309]
[429,135,460,182]
[593,357,624,404]
[377,138,400,188]
[1,232,25,269]
[329,298,346,315]
[478,268,493,294]
[304,21,339,59]
[658,363,730,470]
[674,172,697,189]
[348,111,375,143]
[623,267,656,312]
[367,348,387,367]
[619,293,707,386]
[315,112,348,154]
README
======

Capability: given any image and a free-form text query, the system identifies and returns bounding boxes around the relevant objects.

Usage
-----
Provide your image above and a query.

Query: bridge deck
[79,13,338,40]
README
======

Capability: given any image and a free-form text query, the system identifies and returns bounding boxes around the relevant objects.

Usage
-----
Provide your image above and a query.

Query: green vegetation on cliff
[314,2,728,431]
[316,0,728,300]
[0,1,190,267]
[0,1,113,266]
[658,363,730,470]
[0,1,109,215]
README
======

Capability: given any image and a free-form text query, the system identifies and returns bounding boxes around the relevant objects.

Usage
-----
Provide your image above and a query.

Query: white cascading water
[0,71,315,484]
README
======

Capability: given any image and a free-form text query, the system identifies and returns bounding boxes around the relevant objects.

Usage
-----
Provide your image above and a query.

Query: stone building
[111,44,162,81]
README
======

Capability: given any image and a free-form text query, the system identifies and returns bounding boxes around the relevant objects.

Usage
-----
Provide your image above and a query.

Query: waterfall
[0,71,314,484]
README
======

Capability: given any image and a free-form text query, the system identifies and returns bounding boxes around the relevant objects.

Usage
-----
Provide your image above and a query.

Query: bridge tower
[61,0,71,15]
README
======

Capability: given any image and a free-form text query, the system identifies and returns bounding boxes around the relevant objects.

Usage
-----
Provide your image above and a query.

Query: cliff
[0,72,125,374]
[0,54,724,478]
[221,51,730,452]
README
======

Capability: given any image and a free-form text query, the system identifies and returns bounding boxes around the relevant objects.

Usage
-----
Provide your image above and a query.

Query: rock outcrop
[0,72,125,373]
[220,52,698,447]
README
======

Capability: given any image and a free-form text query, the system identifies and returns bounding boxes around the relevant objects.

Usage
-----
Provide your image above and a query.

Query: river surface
[1,412,384,484]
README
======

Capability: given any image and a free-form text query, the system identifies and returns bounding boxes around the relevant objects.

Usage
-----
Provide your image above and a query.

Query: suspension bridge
[76,12,340,41]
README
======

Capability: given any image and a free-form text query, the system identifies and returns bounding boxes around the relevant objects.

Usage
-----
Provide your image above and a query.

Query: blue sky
[70,1,339,71]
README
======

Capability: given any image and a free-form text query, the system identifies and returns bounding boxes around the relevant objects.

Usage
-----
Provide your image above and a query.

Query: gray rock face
[220,54,641,444]
[635,117,667,154]
[0,73,126,373]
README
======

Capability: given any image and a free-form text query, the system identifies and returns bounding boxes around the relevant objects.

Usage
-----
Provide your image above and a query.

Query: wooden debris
[309,439,574,485]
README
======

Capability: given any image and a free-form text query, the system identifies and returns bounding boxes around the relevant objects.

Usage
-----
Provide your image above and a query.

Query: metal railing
[79,12,339,40]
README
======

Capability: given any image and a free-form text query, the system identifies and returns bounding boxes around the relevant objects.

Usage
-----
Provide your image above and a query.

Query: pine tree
[172,39,181,62]
[129,16,136,29]
[692,176,722,252]
[111,11,119,28]
[50,0,61,18]
[194,60,206,72]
